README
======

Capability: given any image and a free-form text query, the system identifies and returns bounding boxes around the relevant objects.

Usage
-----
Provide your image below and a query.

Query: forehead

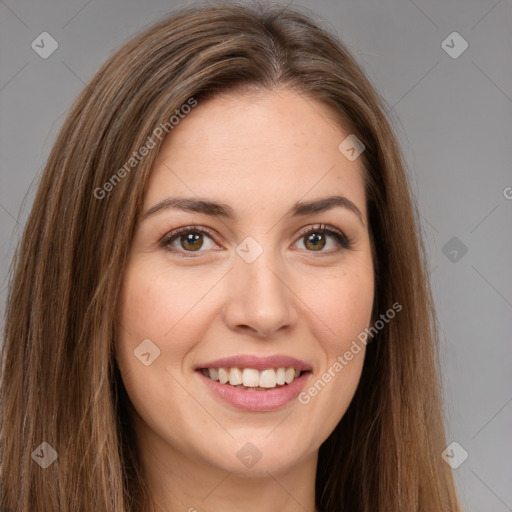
[145,88,367,222]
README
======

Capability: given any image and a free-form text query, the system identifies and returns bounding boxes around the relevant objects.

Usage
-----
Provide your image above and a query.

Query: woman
[0,2,462,511]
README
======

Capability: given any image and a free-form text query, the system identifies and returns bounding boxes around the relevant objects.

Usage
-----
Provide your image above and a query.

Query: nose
[222,248,298,338]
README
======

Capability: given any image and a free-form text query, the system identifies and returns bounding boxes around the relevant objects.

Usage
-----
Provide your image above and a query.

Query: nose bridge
[244,246,285,299]
[223,239,296,337]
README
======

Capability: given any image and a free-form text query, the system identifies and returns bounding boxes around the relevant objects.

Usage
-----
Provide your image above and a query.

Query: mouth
[198,366,310,391]
[194,356,313,411]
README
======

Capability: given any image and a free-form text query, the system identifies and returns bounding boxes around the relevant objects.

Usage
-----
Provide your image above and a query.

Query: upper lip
[196,355,313,372]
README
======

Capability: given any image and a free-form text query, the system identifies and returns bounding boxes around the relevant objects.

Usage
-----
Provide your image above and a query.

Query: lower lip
[196,370,311,411]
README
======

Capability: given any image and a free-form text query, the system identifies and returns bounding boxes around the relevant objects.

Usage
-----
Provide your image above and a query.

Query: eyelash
[159,223,354,258]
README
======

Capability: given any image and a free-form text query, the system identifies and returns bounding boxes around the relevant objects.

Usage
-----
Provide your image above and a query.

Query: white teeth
[285,368,295,384]
[229,367,243,386]
[203,366,304,389]
[242,368,260,387]
[259,369,276,388]
[218,368,229,384]
[276,367,286,385]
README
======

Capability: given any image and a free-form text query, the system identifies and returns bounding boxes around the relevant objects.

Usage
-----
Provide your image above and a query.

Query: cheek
[295,264,373,425]
[117,257,222,348]
[334,276,374,344]
[114,259,211,437]
[304,264,375,349]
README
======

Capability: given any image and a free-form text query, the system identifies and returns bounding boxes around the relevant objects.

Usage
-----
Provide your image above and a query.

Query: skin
[116,88,375,512]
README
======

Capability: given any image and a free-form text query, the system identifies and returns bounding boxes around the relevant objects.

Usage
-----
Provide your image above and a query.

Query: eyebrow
[143,194,365,226]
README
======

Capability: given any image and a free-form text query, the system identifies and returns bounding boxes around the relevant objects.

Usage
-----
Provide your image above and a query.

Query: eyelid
[294,223,345,242]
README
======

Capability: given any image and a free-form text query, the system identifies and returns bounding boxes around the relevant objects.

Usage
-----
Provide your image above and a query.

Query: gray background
[1,0,511,510]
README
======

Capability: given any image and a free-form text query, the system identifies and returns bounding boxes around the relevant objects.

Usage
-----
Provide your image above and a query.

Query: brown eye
[179,232,204,251]
[303,232,326,251]
[160,226,218,255]
[294,224,353,254]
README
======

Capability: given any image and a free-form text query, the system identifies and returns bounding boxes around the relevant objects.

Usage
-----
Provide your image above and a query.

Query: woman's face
[116,88,374,477]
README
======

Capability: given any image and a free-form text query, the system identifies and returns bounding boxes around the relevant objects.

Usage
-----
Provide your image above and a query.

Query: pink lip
[196,370,312,411]
[195,354,313,372]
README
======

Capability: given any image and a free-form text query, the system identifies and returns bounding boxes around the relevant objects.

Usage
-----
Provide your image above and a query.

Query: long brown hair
[0,1,462,510]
